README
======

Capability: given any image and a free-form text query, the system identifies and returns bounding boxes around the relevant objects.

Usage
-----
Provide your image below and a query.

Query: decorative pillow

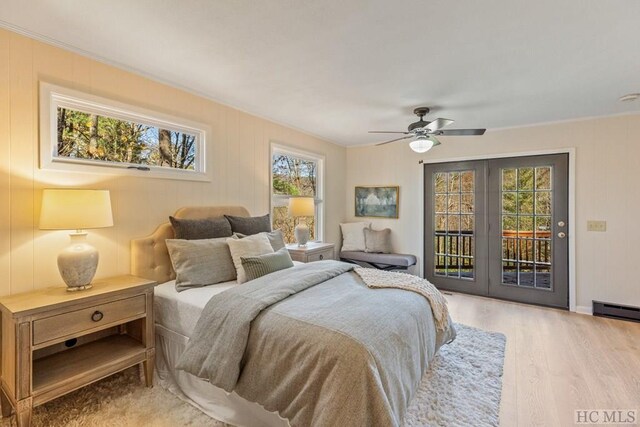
[364,228,393,254]
[166,237,237,292]
[340,222,371,252]
[169,216,232,240]
[241,247,294,282]
[225,214,271,236]
[227,233,274,283]
[234,230,286,251]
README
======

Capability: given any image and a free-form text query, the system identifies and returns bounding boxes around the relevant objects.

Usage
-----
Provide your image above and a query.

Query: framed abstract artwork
[355,186,399,218]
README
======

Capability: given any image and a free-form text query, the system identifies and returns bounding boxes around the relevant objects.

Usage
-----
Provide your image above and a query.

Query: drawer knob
[319,254,324,260]
[91,310,104,322]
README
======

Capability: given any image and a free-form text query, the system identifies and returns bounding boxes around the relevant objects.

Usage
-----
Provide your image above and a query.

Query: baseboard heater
[593,301,640,323]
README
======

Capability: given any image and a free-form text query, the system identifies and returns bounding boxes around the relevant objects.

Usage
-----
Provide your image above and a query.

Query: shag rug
[1,324,505,427]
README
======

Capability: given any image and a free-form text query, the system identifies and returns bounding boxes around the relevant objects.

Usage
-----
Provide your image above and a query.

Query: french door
[424,154,569,308]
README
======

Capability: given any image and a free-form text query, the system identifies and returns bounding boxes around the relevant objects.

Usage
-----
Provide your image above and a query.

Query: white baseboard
[576,305,593,315]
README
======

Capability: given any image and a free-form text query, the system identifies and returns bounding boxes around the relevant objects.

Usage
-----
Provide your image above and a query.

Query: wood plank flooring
[445,292,640,427]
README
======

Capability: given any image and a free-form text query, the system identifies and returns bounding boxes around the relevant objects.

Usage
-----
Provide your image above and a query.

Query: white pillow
[340,222,371,252]
[227,233,274,283]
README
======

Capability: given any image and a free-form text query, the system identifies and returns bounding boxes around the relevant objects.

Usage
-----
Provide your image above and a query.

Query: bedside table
[286,242,335,263]
[0,275,156,427]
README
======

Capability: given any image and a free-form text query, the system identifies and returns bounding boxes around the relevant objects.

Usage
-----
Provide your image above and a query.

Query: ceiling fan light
[409,136,435,153]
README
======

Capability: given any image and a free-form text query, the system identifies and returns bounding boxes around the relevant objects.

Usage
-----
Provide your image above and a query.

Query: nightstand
[0,275,156,427]
[287,242,335,263]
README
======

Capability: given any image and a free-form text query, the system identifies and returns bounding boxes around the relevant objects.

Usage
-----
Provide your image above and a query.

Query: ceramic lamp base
[294,223,310,247]
[57,232,99,291]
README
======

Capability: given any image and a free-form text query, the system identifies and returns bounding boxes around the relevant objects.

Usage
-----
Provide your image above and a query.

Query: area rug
[1,324,505,427]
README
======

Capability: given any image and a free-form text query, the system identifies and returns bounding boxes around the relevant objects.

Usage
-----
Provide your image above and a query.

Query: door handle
[557,232,566,239]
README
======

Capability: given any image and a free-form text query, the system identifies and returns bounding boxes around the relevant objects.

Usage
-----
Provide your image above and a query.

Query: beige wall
[345,114,640,311]
[0,28,346,296]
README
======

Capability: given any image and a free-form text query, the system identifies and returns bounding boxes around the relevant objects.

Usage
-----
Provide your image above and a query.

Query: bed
[131,206,455,427]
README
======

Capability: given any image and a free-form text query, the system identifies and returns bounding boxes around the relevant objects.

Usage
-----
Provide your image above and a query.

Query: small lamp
[288,197,315,246]
[39,189,113,291]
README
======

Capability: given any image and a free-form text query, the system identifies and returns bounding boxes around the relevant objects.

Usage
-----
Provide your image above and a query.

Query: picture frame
[354,186,399,218]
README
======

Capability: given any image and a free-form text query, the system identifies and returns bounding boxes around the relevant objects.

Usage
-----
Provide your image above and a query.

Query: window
[270,144,324,244]
[39,83,210,181]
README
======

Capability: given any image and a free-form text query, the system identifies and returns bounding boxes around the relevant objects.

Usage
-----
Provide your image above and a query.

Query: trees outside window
[56,107,197,170]
[40,83,209,181]
[271,146,323,243]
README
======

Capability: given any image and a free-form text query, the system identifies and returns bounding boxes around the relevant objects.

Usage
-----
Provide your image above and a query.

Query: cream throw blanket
[355,267,450,332]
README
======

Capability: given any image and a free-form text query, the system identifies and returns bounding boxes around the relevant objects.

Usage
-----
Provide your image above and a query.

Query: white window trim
[270,142,325,242]
[39,82,212,182]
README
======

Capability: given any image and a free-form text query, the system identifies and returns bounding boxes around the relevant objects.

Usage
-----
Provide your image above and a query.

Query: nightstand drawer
[33,294,146,345]
[307,248,334,262]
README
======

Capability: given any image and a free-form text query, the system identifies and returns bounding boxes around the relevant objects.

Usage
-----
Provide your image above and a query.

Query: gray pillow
[234,230,286,251]
[241,247,294,282]
[225,214,271,235]
[169,216,232,240]
[364,228,392,254]
[166,237,237,292]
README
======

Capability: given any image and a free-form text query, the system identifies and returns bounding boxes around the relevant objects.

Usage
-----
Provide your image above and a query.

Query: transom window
[270,144,324,244]
[40,83,209,181]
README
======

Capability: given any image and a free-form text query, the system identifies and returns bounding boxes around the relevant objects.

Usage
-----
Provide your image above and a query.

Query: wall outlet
[587,220,607,232]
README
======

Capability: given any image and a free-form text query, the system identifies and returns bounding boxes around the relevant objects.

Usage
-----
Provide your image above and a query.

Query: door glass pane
[519,263,535,287]
[433,169,475,280]
[435,195,447,213]
[435,255,446,276]
[435,173,448,193]
[502,192,517,213]
[536,192,551,215]
[461,171,474,192]
[500,166,554,289]
[535,167,551,190]
[518,192,534,214]
[447,256,460,277]
[461,194,474,213]
[518,168,534,190]
[448,172,460,192]
[502,169,517,191]
[502,261,518,284]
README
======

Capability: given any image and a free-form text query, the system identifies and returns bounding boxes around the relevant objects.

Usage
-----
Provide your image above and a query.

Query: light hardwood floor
[445,292,640,427]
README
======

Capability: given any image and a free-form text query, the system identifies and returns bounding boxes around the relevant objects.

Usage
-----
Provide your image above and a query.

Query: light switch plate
[587,220,606,232]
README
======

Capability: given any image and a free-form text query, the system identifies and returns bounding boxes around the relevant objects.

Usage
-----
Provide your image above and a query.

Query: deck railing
[435,230,551,270]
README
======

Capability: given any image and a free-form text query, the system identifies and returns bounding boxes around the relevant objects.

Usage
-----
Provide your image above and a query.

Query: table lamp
[288,196,315,246]
[39,189,113,291]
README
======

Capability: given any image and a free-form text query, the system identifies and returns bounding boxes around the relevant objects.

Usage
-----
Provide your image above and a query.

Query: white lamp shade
[288,197,315,217]
[409,136,435,153]
[40,189,114,230]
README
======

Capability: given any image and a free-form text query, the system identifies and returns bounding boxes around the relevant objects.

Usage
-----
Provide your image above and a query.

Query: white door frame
[421,148,576,312]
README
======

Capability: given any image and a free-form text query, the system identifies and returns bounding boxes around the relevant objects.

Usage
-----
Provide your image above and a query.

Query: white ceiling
[1,0,639,146]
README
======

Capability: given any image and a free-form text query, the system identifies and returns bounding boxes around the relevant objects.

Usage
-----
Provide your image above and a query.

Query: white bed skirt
[154,324,290,427]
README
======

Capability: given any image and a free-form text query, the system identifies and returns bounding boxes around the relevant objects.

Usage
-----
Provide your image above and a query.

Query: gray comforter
[177,260,455,427]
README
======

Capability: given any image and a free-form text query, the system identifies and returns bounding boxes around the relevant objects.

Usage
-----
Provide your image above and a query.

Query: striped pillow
[241,247,294,282]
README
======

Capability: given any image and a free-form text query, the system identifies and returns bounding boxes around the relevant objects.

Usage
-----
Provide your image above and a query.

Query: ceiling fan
[369,107,486,153]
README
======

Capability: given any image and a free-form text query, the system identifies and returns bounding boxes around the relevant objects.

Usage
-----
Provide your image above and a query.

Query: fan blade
[424,118,454,133]
[430,136,441,147]
[437,129,486,136]
[375,135,413,146]
[368,131,411,134]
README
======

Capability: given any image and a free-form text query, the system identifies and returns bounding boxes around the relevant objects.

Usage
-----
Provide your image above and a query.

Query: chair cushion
[340,251,417,267]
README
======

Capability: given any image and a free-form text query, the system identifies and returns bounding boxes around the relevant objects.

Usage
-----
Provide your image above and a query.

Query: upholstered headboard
[130,206,250,284]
